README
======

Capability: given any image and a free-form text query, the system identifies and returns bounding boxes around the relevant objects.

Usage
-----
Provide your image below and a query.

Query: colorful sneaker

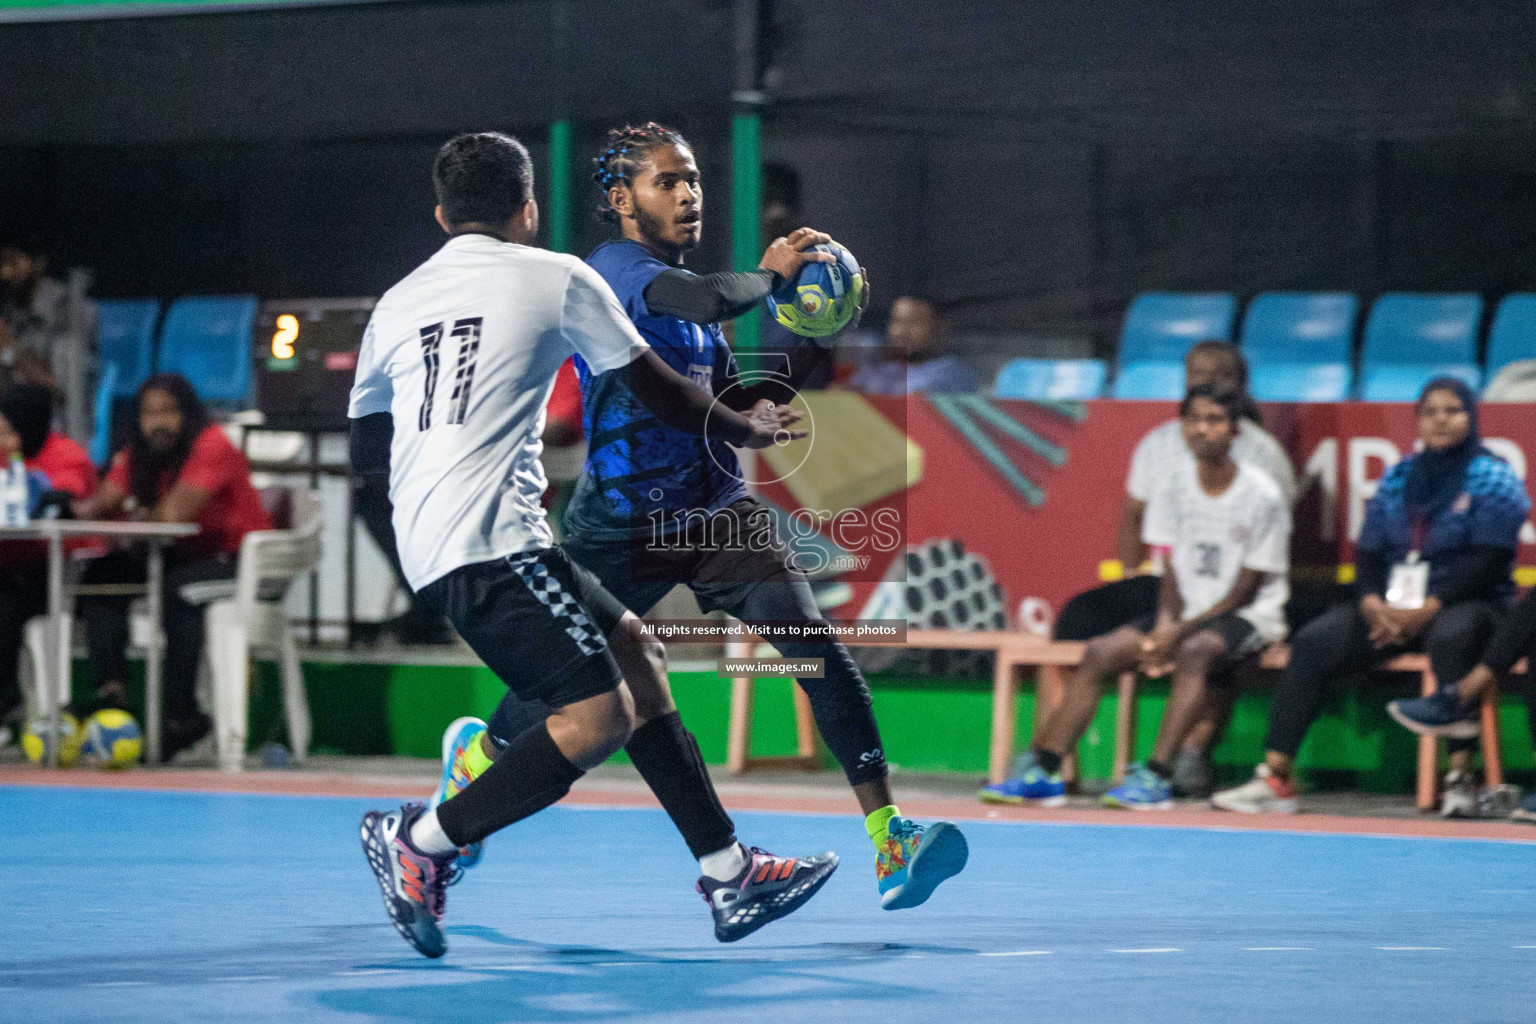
[1101,763,1173,810]
[359,803,454,958]
[1211,764,1298,814]
[876,817,968,911]
[1388,691,1480,740]
[431,716,488,879]
[696,845,840,943]
[977,751,1066,806]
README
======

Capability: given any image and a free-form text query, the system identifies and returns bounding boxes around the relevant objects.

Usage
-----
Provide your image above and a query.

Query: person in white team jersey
[1014,380,1291,810]
[350,132,836,959]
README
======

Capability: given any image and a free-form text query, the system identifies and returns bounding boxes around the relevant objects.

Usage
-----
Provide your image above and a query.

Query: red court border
[6,767,1536,843]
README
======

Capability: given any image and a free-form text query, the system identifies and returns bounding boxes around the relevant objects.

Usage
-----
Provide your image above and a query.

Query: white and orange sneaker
[1211,764,1298,814]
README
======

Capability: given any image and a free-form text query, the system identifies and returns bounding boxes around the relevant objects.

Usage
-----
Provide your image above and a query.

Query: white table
[0,519,199,766]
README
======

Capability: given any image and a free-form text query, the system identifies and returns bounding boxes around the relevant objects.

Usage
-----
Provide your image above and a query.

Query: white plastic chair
[181,488,322,772]
[19,613,71,723]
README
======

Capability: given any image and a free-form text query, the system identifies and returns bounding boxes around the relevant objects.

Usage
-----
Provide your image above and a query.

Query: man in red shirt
[0,383,95,747]
[73,373,271,758]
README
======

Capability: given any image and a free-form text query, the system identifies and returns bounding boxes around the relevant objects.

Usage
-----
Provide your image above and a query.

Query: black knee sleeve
[625,711,736,859]
[779,639,888,787]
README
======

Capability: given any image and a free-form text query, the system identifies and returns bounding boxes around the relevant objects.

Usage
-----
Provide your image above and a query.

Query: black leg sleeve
[1264,602,1385,758]
[732,579,888,787]
[624,711,737,859]
[435,720,584,848]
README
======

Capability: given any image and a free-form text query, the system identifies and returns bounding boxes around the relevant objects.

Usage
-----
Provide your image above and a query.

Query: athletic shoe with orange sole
[359,803,455,958]
[696,845,839,942]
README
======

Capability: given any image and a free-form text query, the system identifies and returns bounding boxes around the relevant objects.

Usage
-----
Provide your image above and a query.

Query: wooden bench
[726,627,1520,811]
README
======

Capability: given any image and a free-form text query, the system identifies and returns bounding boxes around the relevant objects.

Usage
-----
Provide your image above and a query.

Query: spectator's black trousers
[0,571,46,723]
[1052,575,1162,642]
[1264,599,1501,758]
[78,549,236,721]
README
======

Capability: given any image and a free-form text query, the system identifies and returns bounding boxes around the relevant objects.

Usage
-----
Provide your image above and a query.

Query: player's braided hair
[593,122,690,222]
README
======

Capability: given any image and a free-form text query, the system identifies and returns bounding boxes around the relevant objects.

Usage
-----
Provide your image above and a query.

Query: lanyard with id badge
[1385,520,1430,610]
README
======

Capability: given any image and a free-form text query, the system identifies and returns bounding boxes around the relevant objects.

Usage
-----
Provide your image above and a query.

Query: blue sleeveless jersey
[563,239,748,541]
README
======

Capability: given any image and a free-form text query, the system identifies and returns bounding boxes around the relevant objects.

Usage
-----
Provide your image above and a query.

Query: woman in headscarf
[1212,378,1530,814]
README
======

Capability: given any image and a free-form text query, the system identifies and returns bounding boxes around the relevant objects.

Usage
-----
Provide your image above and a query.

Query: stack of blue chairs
[1358,293,1482,401]
[992,358,1107,400]
[92,298,161,464]
[1241,293,1356,401]
[154,295,258,405]
[1110,293,1236,399]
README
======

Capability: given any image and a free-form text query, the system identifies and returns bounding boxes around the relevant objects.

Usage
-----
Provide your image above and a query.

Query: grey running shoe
[1510,791,1536,824]
[1477,784,1523,819]
[360,804,454,958]
[1170,749,1213,799]
[696,845,839,943]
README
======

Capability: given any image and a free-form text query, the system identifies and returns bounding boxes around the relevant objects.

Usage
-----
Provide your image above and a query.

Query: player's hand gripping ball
[80,708,143,769]
[767,241,864,342]
[23,711,83,767]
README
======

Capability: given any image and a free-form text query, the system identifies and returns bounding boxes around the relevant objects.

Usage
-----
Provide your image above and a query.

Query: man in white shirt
[984,381,1291,809]
[982,341,1294,805]
[349,132,831,959]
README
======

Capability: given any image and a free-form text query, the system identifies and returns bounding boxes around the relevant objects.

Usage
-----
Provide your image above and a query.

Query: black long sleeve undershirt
[349,412,392,476]
[643,268,781,324]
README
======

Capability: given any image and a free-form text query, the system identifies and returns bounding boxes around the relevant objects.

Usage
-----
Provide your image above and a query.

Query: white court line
[335,969,403,977]
[85,980,150,987]
[1374,946,1446,951]
[1515,945,1536,949]
[979,950,1053,957]
[213,976,281,983]
[1243,947,1315,951]
[587,962,647,967]
[1110,948,1182,954]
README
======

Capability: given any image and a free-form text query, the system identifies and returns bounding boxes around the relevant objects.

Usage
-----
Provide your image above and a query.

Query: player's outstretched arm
[640,227,836,325]
[626,349,804,450]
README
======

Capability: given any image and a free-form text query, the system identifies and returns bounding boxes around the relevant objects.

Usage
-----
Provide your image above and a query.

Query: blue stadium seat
[89,362,120,467]
[1240,293,1357,402]
[992,359,1107,400]
[1486,294,1536,377]
[1110,361,1186,400]
[96,298,160,399]
[1359,293,1482,401]
[1114,292,1235,400]
[155,295,258,404]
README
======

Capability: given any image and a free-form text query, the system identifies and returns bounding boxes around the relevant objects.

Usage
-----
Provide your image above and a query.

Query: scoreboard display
[253,297,372,432]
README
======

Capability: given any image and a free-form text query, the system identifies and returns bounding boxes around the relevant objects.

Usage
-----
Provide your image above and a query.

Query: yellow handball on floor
[81,709,143,769]
[23,712,83,767]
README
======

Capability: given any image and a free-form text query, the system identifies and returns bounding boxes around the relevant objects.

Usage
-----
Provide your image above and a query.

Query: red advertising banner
[758,398,1536,635]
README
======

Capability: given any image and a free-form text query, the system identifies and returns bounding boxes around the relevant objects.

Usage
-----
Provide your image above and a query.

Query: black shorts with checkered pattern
[417,547,629,709]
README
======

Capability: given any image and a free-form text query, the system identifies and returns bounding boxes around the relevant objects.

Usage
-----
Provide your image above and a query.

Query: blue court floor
[5,785,1535,1023]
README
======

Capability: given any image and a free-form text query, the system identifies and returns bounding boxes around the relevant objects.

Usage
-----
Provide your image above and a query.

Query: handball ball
[23,712,82,767]
[767,241,863,341]
[81,709,142,769]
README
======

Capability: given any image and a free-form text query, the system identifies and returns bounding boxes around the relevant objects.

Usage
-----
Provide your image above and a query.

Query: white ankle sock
[408,808,457,856]
[698,842,749,881]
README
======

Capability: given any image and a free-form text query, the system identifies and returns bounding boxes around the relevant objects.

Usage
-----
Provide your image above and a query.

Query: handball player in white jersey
[349,132,834,958]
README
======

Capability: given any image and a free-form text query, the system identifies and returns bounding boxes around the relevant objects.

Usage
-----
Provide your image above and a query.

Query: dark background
[3,0,1535,358]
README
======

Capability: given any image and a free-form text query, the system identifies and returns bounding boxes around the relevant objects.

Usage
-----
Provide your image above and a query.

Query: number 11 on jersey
[418,317,483,428]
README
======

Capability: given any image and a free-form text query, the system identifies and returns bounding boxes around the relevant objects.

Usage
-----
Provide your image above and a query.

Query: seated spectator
[71,373,272,758]
[1388,584,1536,820]
[981,340,1294,803]
[982,382,1290,809]
[0,234,95,441]
[1213,378,1529,814]
[0,383,95,748]
[848,295,976,395]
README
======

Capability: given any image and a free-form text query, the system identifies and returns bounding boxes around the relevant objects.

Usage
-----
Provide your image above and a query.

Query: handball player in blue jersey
[464,122,968,913]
